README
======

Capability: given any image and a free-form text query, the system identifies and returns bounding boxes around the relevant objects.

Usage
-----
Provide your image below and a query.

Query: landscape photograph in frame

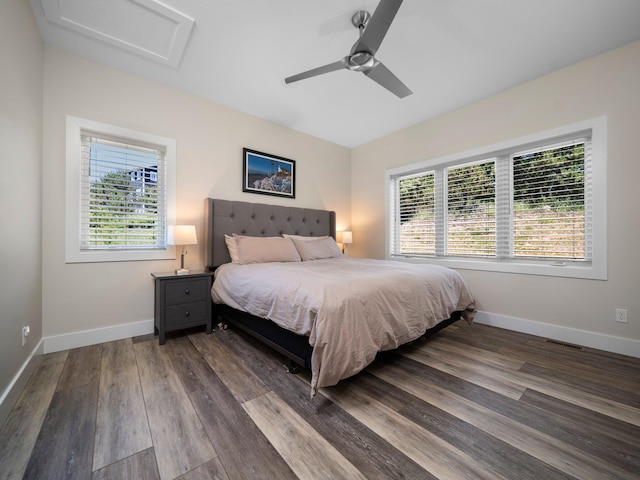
[243,148,295,198]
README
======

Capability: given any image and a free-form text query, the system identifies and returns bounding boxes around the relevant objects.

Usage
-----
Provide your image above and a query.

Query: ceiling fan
[284,0,412,98]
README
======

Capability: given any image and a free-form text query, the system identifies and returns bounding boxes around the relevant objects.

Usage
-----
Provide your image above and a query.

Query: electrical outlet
[22,326,30,346]
[615,308,628,324]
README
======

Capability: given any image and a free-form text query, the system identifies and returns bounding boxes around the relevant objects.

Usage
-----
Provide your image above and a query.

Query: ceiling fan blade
[354,0,403,55]
[285,58,348,84]
[363,61,412,98]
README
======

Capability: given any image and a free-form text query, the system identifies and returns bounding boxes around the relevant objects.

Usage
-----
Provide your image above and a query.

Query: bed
[205,198,475,395]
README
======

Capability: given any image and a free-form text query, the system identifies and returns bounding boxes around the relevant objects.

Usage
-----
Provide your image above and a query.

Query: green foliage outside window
[397,142,585,259]
[89,170,159,247]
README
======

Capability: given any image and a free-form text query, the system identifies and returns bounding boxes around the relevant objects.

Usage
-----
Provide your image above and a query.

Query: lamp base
[175,268,190,275]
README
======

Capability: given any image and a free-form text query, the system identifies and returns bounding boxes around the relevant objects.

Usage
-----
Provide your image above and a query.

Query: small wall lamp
[168,225,197,275]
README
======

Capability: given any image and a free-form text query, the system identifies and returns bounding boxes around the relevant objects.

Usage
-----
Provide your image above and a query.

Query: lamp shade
[168,225,197,246]
[342,231,352,244]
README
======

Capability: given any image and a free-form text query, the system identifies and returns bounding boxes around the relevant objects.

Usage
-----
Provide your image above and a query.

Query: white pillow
[291,236,342,261]
[236,236,301,264]
[224,234,240,263]
[283,234,330,241]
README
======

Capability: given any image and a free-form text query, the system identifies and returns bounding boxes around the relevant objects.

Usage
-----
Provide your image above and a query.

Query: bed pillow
[236,235,301,264]
[283,234,330,241]
[291,236,342,261]
[224,234,240,263]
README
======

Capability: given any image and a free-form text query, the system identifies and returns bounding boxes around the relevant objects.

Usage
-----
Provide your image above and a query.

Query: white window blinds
[511,139,589,261]
[390,133,592,264]
[80,131,167,250]
[446,160,496,257]
[395,172,436,255]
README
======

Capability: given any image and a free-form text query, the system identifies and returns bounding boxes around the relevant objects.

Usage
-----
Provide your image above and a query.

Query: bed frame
[204,197,460,372]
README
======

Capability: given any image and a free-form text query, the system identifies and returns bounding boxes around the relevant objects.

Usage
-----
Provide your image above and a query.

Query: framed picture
[243,148,296,198]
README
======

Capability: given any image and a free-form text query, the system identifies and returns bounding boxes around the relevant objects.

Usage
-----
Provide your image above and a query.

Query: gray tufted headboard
[205,198,336,269]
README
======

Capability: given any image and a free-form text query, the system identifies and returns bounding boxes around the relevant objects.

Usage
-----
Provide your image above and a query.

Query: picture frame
[242,148,296,198]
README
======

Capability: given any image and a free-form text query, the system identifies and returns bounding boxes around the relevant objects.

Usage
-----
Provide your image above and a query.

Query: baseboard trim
[0,339,44,429]
[43,319,155,354]
[474,311,640,358]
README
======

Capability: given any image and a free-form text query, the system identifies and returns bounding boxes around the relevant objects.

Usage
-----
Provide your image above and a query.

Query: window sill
[387,254,606,280]
[66,247,176,264]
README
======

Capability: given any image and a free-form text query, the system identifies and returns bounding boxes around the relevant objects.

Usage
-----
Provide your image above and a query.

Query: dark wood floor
[1,321,639,480]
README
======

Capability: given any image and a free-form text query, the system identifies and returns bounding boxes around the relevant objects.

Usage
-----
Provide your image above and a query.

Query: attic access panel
[38,0,194,67]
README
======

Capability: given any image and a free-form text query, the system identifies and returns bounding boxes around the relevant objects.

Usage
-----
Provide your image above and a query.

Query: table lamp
[168,225,197,275]
[341,230,352,254]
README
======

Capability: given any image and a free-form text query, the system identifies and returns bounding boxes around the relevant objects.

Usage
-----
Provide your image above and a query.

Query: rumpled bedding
[212,257,475,395]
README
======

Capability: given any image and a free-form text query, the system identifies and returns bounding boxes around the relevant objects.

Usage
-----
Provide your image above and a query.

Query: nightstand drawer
[164,279,208,305]
[165,301,209,328]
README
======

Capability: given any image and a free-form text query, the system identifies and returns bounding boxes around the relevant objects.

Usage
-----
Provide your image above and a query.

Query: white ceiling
[30,0,640,148]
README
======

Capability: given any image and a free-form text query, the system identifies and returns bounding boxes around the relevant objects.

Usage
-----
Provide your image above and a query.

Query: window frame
[385,117,607,280]
[66,116,177,263]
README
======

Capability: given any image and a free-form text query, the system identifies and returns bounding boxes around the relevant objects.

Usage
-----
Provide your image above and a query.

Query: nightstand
[151,270,215,344]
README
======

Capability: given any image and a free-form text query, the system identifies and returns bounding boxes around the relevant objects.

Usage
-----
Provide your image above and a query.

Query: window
[386,117,607,279]
[66,116,176,263]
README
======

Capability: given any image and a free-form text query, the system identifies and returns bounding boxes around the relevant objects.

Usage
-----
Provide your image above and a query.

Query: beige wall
[352,40,640,343]
[41,47,351,338]
[0,0,44,407]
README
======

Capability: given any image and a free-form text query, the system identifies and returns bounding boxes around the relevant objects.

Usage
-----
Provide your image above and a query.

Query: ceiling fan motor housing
[348,51,375,71]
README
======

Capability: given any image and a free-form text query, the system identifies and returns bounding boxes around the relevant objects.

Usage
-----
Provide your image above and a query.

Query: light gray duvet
[212,257,476,395]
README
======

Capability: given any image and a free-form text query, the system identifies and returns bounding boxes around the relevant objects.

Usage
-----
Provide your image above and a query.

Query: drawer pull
[185,289,190,295]
[185,311,190,317]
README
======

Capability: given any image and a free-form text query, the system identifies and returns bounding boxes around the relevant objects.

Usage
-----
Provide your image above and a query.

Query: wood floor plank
[405,339,640,426]
[23,346,102,480]
[399,401,575,480]
[353,367,574,480]
[91,447,160,480]
[400,343,528,399]
[166,336,297,480]
[93,339,153,471]
[423,335,526,371]
[379,351,504,410]
[55,344,103,392]
[217,328,435,480]
[319,380,510,480]
[0,351,68,480]
[175,457,229,480]
[134,340,216,480]
[243,391,368,480]
[439,322,536,352]
[519,389,640,472]
[210,328,323,416]
[368,360,638,480]
[23,381,99,480]
[308,399,438,480]
[499,343,640,395]
[519,361,640,407]
[522,336,640,378]
[379,353,640,476]
[519,388,640,447]
[189,331,269,403]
